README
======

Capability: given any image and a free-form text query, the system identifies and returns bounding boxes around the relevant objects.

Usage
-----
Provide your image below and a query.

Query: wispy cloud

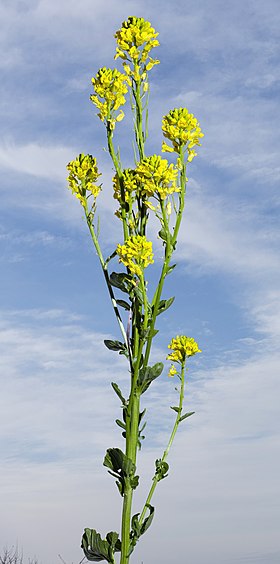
[0,142,75,181]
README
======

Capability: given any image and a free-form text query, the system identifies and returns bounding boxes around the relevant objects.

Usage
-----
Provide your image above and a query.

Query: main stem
[120,385,140,564]
[119,71,148,564]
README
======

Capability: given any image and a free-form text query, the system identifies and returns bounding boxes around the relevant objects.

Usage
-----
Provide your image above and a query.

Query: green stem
[120,388,140,564]
[139,362,186,528]
[120,274,149,564]
[143,148,188,370]
[132,79,145,161]
[106,124,128,242]
[171,146,187,247]
[139,273,149,333]
[84,203,132,364]
[143,202,172,369]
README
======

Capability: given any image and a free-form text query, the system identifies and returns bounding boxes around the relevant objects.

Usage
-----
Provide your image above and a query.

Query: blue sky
[1,1,280,563]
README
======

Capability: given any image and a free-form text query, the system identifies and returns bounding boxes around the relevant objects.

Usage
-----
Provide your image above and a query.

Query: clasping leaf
[129,505,155,554]
[103,448,139,496]
[138,362,164,394]
[179,411,195,422]
[81,528,121,562]
[156,296,175,316]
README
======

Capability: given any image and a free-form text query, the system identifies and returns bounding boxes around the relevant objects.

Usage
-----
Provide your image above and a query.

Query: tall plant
[67,16,203,564]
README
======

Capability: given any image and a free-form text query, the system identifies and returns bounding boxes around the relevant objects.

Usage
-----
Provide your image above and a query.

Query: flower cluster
[113,169,139,205]
[167,336,201,365]
[67,154,101,206]
[135,155,179,200]
[162,107,204,157]
[167,364,178,378]
[116,235,154,277]
[115,16,160,81]
[90,67,131,128]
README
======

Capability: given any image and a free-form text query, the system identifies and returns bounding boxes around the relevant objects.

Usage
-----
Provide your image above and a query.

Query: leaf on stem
[115,419,126,430]
[158,228,167,242]
[155,458,169,481]
[131,284,144,304]
[111,382,127,405]
[179,411,195,422]
[104,340,127,354]
[138,362,164,394]
[156,296,175,316]
[109,271,134,294]
[140,504,155,535]
[170,406,180,413]
[166,263,176,275]
[103,448,139,496]
[129,505,155,554]
[116,299,131,310]
[81,528,121,562]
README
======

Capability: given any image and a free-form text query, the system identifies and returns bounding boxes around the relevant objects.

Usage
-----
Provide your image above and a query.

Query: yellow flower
[135,155,179,200]
[115,16,160,80]
[67,154,101,206]
[187,149,197,162]
[116,235,154,277]
[168,364,178,377]
[90,67,131,127]
[161,141,175,154]
[167,336,201,364]
[162,108,204,154]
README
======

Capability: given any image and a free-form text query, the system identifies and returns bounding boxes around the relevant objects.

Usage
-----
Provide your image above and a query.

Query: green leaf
[103,448,138,496]
[109,272,133,293]
[111,382,126,405]
[104,340,127,353]
[170,406,180,413]
[81,528,110,562]
[150,328,159,337]
[129,505,155,555]
[179,411,195,422]
[106,531,121,553]
[139,408,146,424]
[81,529,121,562]
[155,458,169,481]
[166,263,176,275]
[138,362,164,394]
[139,421,146,433]
[116,299,131,310]
[130,475,139,490]
[131,284,144,304]
[158,228,167,242]
[156,296,175,316]
[140,504,155,535]
[115,419,126,430]
[131,513,141,539]
[104,448,135,477]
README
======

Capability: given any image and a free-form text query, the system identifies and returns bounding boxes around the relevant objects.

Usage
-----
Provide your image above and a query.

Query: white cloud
[176,189,280,279]
[0,142,75,181]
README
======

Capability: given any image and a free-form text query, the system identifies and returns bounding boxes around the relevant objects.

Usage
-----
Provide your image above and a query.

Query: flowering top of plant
[116,234,154,277]
[115,16,160,81]
[162,107,204,157]
[90,67,131,128]
[67,153,101,206]
[135,155,179,200]
[167,335,201,364]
